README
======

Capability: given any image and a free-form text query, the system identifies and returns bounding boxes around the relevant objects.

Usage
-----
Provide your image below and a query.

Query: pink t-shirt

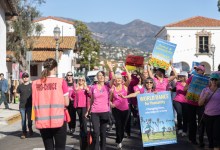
[200,87,220,116]
[62,80,69,96]
[153,77,169,92]
[174,81,188,103]
[90,84,110,113]
[73,87,90,108]
[112,85,129,111]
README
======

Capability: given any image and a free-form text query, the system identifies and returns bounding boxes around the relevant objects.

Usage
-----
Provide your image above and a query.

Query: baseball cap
[22,72,29,78]
[210,73,220,80]
[194,65,205,72]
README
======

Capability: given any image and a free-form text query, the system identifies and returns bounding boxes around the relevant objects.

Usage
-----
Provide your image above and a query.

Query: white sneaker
[178,129,183,134]
[117,143,122,149]
[182,132,187,136]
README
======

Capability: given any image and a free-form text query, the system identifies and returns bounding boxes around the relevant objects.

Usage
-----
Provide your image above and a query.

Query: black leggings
[39,122,67,150]
[67,101,76,130]
[91,112,109,150]
[112,108,129,143]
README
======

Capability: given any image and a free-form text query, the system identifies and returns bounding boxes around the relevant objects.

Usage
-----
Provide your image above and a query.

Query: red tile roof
[166,16,220,27]
[33,16,75,25]
[7,50,63,62]
[28,36,76,50]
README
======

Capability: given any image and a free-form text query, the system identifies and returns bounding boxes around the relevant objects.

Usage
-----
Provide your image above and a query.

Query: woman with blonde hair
[32,58,69,150]
[72,75,90,150]
[110,66,131,149]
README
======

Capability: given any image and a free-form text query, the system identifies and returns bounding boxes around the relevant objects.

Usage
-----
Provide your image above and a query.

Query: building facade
[156,16,220,74]
[0,0,17,77]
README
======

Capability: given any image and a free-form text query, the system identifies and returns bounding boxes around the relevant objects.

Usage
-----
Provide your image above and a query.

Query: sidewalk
[0,103,20,125]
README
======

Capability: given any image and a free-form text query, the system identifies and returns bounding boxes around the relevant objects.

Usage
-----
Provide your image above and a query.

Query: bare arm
[124,65,131,87]
[121,91,140,99]
[64,95,69,106]
[147,64,154,79]
[168,66,178,82]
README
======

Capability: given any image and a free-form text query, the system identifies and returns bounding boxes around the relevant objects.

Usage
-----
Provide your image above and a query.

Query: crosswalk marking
[33,145,74,150]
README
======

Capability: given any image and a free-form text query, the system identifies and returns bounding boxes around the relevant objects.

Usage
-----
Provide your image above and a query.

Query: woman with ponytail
[32,58,69,150]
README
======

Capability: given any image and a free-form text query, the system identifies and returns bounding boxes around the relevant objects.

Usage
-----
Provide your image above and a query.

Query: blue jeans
[19,107,32,133]
[0,91,9,109]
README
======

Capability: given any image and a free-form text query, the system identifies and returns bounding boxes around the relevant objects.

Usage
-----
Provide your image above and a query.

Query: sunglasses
[78,79,85,81]
[211,78,218,81]
[67,74,73,76]
[23,76,29,78]
[146,82,153,84]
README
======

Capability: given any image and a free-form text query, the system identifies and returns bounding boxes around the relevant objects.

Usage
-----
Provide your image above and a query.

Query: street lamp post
[88,54,91,71]
[210,44,215,71]
[53,26,61,77]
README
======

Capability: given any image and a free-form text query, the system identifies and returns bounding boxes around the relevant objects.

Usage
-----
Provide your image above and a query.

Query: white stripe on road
[33,145,74,150]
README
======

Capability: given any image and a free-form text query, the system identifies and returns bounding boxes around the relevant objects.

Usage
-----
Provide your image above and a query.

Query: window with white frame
[196,30,211,54]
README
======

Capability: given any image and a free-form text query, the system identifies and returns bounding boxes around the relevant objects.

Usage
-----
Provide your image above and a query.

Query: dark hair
[0,73,4,76]
[157,68,166,75]
[143,77,156,90]
[218,64,220,71]
[41,58,58,82]
[97,71,105,77]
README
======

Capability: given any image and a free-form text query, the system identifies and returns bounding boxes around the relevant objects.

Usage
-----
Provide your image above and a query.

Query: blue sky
[39,0,220,26]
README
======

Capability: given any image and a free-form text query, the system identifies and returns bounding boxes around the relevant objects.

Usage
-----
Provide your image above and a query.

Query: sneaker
[182,132,187,137]
[124,132,130,138]
[178,129,183,135]
[117,143,122,149]
[20,133,26,139]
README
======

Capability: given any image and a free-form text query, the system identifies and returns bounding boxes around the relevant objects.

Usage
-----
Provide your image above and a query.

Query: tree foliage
[218,0,220,11]
[74,20,100,71]
[6,0,45,70]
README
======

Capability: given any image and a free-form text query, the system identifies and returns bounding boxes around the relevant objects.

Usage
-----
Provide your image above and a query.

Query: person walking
[199,73,220,149]
[110,67,131,149]
[16,72,33,139]
[173,71,188,137]
[72,75,90,150]
[121,77,157,150]
[32,58,69,150]
[66,71,76,135]
[184,65,207,146]
[0,73,9,109]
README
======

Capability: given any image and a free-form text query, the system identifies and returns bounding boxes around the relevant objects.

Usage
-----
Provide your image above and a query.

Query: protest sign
[186,74,209,102]
[12,63,19,80]
[125,55,144,67]
[149,39,176,70]
[137,91,177,147]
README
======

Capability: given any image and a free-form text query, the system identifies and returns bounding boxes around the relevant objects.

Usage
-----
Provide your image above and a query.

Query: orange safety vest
[32,77,65,129]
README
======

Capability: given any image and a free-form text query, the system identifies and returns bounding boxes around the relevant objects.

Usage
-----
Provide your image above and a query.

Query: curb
[0,111,21,125]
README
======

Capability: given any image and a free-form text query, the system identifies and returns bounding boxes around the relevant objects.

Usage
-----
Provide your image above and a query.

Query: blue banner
[137,91,177,147]
[149,39,177,70]
[186,74,209,102]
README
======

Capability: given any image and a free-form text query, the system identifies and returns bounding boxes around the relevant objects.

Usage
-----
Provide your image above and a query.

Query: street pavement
[0,103,210,150]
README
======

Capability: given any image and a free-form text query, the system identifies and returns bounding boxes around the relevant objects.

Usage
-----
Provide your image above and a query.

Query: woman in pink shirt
[109,67,131,149]
[173,71,188,137]
[85,62,113,150]
[121,77,156,150]
[147,64,177,92]
[72,75,90,150]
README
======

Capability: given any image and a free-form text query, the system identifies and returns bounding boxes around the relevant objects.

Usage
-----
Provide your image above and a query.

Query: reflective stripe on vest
[35,115,64,121]
[34,104,64,109]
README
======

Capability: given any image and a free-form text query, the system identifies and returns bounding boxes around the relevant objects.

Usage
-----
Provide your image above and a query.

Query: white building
[156,16,220,74]
[7,16,78,80]
[0,0,17,76]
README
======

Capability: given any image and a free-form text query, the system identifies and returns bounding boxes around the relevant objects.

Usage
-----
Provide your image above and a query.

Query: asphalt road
[0,120,210,150]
